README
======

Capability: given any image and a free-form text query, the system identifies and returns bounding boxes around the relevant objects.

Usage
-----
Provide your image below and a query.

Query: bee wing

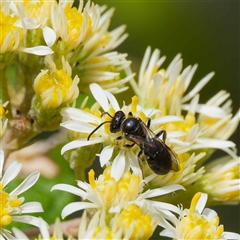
[138,121,157,139]
[166,145,180,172]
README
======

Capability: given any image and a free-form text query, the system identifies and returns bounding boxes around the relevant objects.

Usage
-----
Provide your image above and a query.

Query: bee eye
[109,111,126,133]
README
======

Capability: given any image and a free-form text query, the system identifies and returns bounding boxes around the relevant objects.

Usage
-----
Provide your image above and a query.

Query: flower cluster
[0,0,239,239]
[1,0,132,154]
[0,149,44,239]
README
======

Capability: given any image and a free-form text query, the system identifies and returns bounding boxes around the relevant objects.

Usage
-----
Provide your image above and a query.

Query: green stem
[73,166,86,182]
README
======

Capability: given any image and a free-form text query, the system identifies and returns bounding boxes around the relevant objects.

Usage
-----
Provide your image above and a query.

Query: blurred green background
[92,0,240,238]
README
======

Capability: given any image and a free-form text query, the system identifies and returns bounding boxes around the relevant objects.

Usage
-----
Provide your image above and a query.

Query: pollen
[0,105,6,118]
[0,11,24,53]
[34,68,79,108]
[88,167,141,211]
[0,190,22,227]
[64,4,92,45]
[130,96,138,113]
[88,169,96,188]
[185,112,196,128]
[117,204,154,240]
[22,0,44,18]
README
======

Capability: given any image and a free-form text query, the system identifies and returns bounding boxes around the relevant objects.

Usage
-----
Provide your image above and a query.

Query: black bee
[87,110,180,175]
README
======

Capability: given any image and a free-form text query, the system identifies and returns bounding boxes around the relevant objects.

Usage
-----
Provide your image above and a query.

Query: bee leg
[116,135,123,140]
[124,143,135,148]
[156,129,167,143]
[146,118,151,128]
[137,151,145,180]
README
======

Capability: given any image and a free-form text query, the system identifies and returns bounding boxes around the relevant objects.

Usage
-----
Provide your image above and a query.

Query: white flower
[61,83,183,181]
[1,1,53,55]
[128,47,238,159]
[50,0,100,51]
[75,5,132,93]
[129,46,215,113]
[77,51,134,94]
[51,166,184,221]
[0,150,43,239]
[160,192,240,240]
[198,155,240,204]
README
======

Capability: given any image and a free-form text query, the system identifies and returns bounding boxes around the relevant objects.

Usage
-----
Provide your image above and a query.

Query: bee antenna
[87,121,111,140]
[101,111,113,118]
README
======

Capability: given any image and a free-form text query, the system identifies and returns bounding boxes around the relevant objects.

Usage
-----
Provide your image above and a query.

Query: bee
[87,110,180,175]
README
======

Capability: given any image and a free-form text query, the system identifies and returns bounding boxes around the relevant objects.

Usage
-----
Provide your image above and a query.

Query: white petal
[77,181,90,191]
[61,138,103,154]
[18,202,43,214]
[90,83,109,111]
[39,218,50,239]
[150,200,181,215]
[61,107,100,123]
[167,131,186,138]
[62,202,98,219]
[43,26,56,47]
[166,54,181,78]
[183,64,198,91]
[78,211,87,237]
[160,229,177,239]
[99,145,114,167]
[182,104,227,118]
[1,229,17,240]
[127,150,142,175]
[18,46,54,56]
[182,72,215,103]
[2,161,22,188]
[139,47,151,86]
[10,172,40,196]
[111,151,126,181]
[194,138,235,148]
[51,183,88,199]
[151,116,185,126]
[202,207,217,221]
[143,184,185,198]
[196,192,207,214]
[142,108,162,117]
[12,228,29,239]
[17,17,39,29]
[12,216,41,228]
[104,90,120,111]
[222,232,240,239]
[61,120,95,133]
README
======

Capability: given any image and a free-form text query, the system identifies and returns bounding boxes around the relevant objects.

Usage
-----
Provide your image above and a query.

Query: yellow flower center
[64,4,92,44]
[160,112,196,141]
[177,192,224,239]
[34,69,75,108]
[117,204,155,240]
[22,0,43,18]
[0,11,24,53]
[0,190,22,227]
[88,167,141,210]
